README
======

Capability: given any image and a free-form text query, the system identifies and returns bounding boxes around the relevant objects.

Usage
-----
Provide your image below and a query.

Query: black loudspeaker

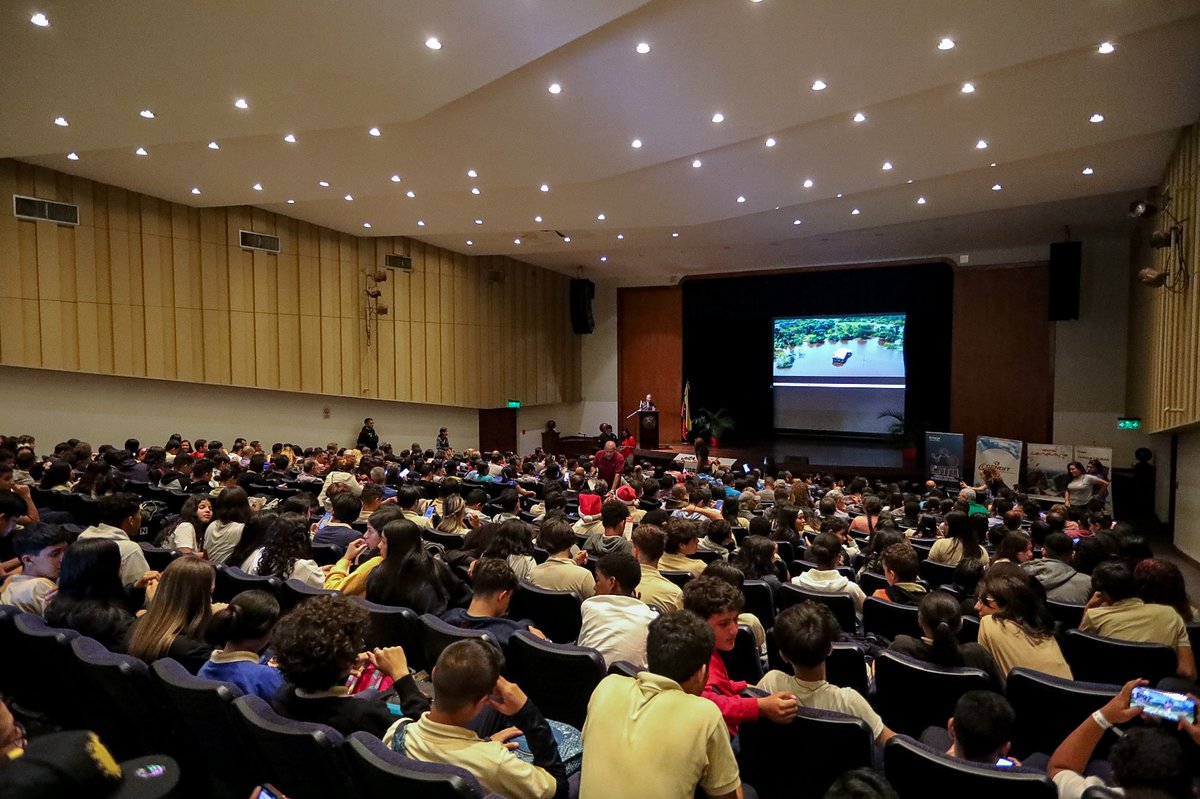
[569,278,595,334]
[1048,241,1082,321]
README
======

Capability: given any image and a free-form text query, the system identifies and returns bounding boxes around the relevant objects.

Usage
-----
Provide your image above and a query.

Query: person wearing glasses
[975,565,1072,683]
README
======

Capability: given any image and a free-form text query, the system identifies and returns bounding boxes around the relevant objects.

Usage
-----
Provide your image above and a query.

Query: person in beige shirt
[975,566,1072,681]
[1079,561,1195,680]
[632,525,684,612]
[926,510,989,567]
[581,611,744,799]
[528,518,595,598]
[659,520,707,578]
[0,523,69,615]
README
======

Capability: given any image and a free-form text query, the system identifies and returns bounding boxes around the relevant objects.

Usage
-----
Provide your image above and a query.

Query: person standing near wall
[357,418,379,452]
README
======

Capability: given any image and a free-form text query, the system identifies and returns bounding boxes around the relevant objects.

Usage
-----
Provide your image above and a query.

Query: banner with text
[974,436,1023,492]
[926,431,965,485]
[1026,443,1074,501]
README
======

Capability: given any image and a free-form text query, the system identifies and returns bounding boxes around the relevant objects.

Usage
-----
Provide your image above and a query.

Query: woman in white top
[482,519,538,582]
[1064,461,1108,511]
[204,486,252,565]
[316,456,363,509]
[159,495,213,553]
[251,512,327,588]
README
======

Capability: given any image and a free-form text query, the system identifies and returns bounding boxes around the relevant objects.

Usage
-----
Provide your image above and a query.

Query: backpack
[139,501,171,543]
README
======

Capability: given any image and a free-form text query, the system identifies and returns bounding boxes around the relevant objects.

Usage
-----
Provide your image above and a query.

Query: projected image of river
[774,338,905,380]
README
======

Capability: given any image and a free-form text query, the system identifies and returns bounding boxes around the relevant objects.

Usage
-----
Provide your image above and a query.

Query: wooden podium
[638,410,660,450]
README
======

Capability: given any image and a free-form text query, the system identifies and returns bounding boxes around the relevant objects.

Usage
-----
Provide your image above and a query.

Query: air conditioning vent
[13,194,79,226]
[239,230,280,254]
[384,253,412,270]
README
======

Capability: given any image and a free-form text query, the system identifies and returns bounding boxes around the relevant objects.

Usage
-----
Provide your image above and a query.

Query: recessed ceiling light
[617,233,624,240]
[600,256,608,262]
[466,240,473,246]
[390,174,401,182]
[208,141,220,150]
[470,188,480,195]
[736,196,746,203]
[514,238,521,245]
[548,83,562,95]
[368,127,381,136]
[938,38,955,50]
[252,183,263,191]
[53,116,68,127]
[976,139,988,149]
[793,219,802,225]
[851,208,861,215]
[692,159,702,169]
[765,137,776,147]
[540,183,550,192]
[882,161,893,170]
[283,133,296,143]
[989,162,996,167]
[467,169,477,178]
[535,215,543,222]
[852,112,866,123]
[363,222,372,229]
[135,147,148,156]
[191,187,201,195]
[318,180,330,187]
[961,82,975,94]
[563,236,571,243]
[917,196,926,205]
[30,12,49,27]
[836,192,843,198]
[1097,41,1115,54]
[66,152,79,161]
[803,178,814,188]
[1082,166,1094,175]
[234,98,248,109]
[406,190,415,198]
[991,183,1002,191]
[636,42,651,54]
[712,112,725,123]
[417,220,425,226]
[474,219,483,225]
[344,194,353,201]
[671,232,679,238]
[597,213,606,220]
[425,37,442,50]
[1089,113,1104,123]
[286,199,295,204]
[139,109,156,119]
[811,80,827,91]
[631,138,643,148]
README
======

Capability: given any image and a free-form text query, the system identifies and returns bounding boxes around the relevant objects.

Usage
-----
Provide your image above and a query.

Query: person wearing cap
[571,489,606,536]
[614,483,645,523]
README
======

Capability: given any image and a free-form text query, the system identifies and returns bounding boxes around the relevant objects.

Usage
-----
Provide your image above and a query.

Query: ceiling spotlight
[540,183,550,192]
[851,208,861,215]
[836,193,843,198]
[597,213,606,220]
[208,141,220,150]
[318,180,330,187]
[1129,200,1158,218]
[66,152,79,161]
[140,109,156,119]
[906,179,913,183]
[617,233,624,239]
[811,80,827,91]
[363,222,372,229]
[344,194,353,201]
[406,190,415,198]
[54,116,68,127]
[736,196,746,203]
[535,215,543,222]
[853,112,866,123]
[252,183,263,191]
[1089,113,1104,123]
[1150,230,1174,249]
[283,133,296,143]
[990,162,997,167]
[961,82,975,94]
[390,174,401,182]
[938,38,955,50]
[548,83,562,95]
[882,161,893,170]
[417,220,425,226]
[563,236,571,243]
[631,139,643,148]
[600,256,608,262]
[991,183,1002,191]
[712,112,725,123]
[474,219,483,225]
[1097,41,1115,54]
[514,238,521,245]
[671,232,679,238]
[1137,267,1167,287]
[976,139,988,149]
[135,147,148,156]
[1082,166,1094,175]
[234,98,248,109]
[692,159,702,168]
[471,188,480,195]
[793,219,802,225]
[917,196,926,205]
[467,169,477,178]
[466,240,473,246]
[636,42,651,54]
[368,127,381,136]
[191,187,201,195]
[30,12,49,26]
[765,137,776,147]
[803,178,814,188]
[425,36,442,50]
[287,199,295,204]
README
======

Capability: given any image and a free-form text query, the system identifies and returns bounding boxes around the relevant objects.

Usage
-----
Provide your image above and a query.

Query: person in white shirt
[204,486,252,565]
[249,512,328,588]
[76,492,151,586]
[577,552,658,669]
[0,523,69,615]
[793,532,866,616]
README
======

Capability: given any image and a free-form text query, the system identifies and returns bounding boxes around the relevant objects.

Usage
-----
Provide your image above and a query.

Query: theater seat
[12,613,80,722]
[419,614,496,666]
[353,599,424,671]
[506,630,605,730]
[424,530,467,551]
[884,735,1056,799]
[767,633,870,697]
[873,651,994,737]
[139,541,182,572]
[508,581,583,644]
[660,570,693,589]
[345,731,493,799]
[71,636,165,761]
[1060,629,1177,685]
[741,579,776,631]
[607,660,640,678]
[1046,600,1086,630]
[776,583,857,634]
[958,614,980,644]
[214,565,280,603]
[1005,667,1119,760]
[858,571,888,595]
[278,578,339,613]
[233,694,350,799]
[310,543,343,567]
[862,597,922,641]
[739,707,874,799]
[719,625,764,685]
[918,559,956,588]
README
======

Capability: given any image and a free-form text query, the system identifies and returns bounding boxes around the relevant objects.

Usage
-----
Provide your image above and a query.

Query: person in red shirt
[618,427,636,460]
[682,576,797,736]
[594,441,625,489]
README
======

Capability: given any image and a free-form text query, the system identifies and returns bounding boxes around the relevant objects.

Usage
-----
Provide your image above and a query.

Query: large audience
[1,426,1198,798]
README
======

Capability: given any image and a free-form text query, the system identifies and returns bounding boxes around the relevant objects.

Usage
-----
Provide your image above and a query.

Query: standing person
[638,394,657,411]
[597,424,619,449]
[1064,461,1108,512]
[357,417,379,452]
[594,441,625,489]
[436,427,450,452]
[618,427,637,460]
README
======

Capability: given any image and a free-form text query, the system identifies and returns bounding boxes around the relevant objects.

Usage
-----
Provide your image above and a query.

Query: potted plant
[694,407,736,447]
[878,409,919,464]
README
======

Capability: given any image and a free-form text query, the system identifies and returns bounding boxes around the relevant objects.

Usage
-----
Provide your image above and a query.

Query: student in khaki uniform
[631,525,683,612]
[658,520,707,578]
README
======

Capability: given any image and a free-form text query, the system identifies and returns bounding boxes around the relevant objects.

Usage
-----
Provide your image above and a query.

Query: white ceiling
[4,0,1199,278]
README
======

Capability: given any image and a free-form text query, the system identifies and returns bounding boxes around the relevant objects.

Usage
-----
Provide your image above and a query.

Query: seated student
[390,640,568,799]
[1022,531,1092,605]
[702,561,768,650]
[632,525,684,612]
[975,565,1072,681]
[185,459,217,494]
[1079,561,1196,681]
[1048,678,1195,799]
[464,488,490,526]
[490,488,522,524]
[441,558,544,647]
[44,539,155,651]
[227,510,279,574]
[699,517,736,556]
[1135,557,1200,623]
[528,518,595,598]
[888,591,1003,686]
[731,535,782,596]
[582,500,633,559]
[871,543,928,606]
[756,603,895,746]
[0,523,69,615]
[198,590,285,701]
[313,492,363,550]
[272,594,428,737]
[857,528,906,580]
[323,505,403,595]
[991,532,1034,566]
[481,519,538,582]
[366,519,471,615]
[250,512,328,589]
[659,520,707,578]
[204,486,252,565]
[157,494,212,554]
[76,492,153,585]
[125,556,218,673]
[951,557,986,617]
[927,511,989,567]
[792,532,867,616]
[683,576,797,736]
[921,690,1018,766]
[356,484,385,524]
[397,484,434,529]
[581,611,745,799]
[577,553,658,669]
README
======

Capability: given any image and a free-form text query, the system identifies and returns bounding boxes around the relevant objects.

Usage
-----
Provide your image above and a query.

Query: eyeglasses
[978,596,998,607]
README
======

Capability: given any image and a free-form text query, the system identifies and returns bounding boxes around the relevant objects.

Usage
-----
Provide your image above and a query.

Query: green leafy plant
[694,407,736,440]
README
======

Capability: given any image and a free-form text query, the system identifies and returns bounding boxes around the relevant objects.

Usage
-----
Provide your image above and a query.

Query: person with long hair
[227,509,279,572]
[158,494,213,554]
[38,460,73,492]
[888,591,1002,686]
[1135,558,1199,622]
[975,565,1071,681]
[125,555,217,672]
[857,528,905,579]
[848,495,883,536]
[482,519,537,581]
[70,460,112,498]
[927,510,989,567]
[365,519,470,615]
[316,455,363,510]
[731,534,783,595]
[44,539,154,650]
[770,505,803,547]
[204,486,251,565]
[199,590,284,700]
[251,512,326,588]
[436,493,471,534]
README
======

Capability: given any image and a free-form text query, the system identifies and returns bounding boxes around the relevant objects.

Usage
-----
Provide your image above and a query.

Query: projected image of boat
[831,348,853,366]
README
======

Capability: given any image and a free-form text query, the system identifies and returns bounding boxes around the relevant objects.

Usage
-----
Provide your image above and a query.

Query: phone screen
[995,757,1015,769]
[1131,686,1197,724]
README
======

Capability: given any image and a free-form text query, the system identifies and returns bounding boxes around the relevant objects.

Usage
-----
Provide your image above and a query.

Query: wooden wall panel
[618,286,683,439]
[0,159,580,409]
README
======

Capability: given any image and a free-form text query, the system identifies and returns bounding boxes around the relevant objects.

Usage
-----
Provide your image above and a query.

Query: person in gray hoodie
[1022,532,1092,604]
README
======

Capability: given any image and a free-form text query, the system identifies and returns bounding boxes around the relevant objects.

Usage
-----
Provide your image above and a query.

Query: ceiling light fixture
[474,219,483,225]
[54,116,68,127]
[467,169,477,178]
[390,174,401,182]
[803,178,814,188]
[535,215,543,222]
[793,219,802,225]
[319,180,330,187]
[976,139,988,149]
[882,161,893,170]
[836,192,843,198]
[563,236,571,243]
[851,208,860,215]
[938,38,955,50]
[631,139,643,148]
[597,213,606,220]
[514,238,521,245]
[765,137,776,147]
[600,256,608,262]
[471,188,480,195]
[208,141,220,150]
[811,79,827,91]
[406,190,415,198]
[191,187,201,195]
[991,183,1002,191]
[617,233,624,239]
[671,232,679,238]
[692,159,702,168]
[917,196,926,205]
[853,112,866,122]
[736,196,746,203]
[1097,41,1115,54]
[712,112,725,123]
[135,147,148,156]
[287,199,295,204]
[989,162,996,167]
[636,42,651,54]
[425,37,442,50]
[30,12,49,26]
[417,220,425,226]
[1082,166,1094,175]
[66,152,79,161]
[466,240,473,246]
[1128,200,1157,218]
[961,82,975,94]
[1089,113,1104,123]
[140,109,156,119]
[252,183,263,191]
[548,82,562,94]
[540,183,550,192]
[283,133,296,143]
[344,194,353,201]
[234,98,248,109]
[368,127,381,136]
[363,222,372,229]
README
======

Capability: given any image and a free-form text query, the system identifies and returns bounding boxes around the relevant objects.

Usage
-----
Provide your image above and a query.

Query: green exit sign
[1117,417,1141,430]
[506,400,521,409]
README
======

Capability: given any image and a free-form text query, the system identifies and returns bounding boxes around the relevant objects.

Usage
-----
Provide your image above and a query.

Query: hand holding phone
[1131,686,1197,724]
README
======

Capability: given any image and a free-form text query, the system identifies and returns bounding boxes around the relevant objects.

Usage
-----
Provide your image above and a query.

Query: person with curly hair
[271,594,428,736]
[250,512,327,588]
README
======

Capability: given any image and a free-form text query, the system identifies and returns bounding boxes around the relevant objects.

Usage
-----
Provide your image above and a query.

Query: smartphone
[254,786,288,799]
[424,504,436,518]
[713,500,724,511]
[399,468,410,478]
[995,757,1015,769]
[1131,686,1197,724]
[743,463,751,474]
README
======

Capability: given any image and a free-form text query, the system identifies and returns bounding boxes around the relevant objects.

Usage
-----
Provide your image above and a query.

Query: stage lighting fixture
[1150,230,1174,249]
[1128,200,1158,218]
[374,304,389,316]
[365,287,382,298]
[1137,267,1167,287]
[370,270,388,282]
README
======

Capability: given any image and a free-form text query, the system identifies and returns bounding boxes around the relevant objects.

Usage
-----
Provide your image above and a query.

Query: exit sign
[506,400,521,409]
[1117,417,1141,430]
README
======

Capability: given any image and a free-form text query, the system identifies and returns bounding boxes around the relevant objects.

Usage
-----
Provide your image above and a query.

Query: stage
[632,435,917,479]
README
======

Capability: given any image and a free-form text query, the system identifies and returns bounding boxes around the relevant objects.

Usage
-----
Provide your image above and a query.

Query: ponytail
[918,591,965,667]
[209,590,280,644]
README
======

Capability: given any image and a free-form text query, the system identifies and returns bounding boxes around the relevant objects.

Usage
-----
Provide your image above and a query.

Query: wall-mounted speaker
[569,278,595,334]
[1048,241,1081,321]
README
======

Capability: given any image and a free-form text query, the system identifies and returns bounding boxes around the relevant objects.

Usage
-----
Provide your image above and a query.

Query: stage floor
[646,437,904,470]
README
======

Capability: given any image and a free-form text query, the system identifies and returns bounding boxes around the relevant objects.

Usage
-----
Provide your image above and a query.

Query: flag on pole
[681,380,691,442]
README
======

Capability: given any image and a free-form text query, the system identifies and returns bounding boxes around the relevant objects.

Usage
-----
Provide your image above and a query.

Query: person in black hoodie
[356,418,379,452]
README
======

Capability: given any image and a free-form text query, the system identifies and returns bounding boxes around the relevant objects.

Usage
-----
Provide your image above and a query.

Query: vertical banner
[926,431,964,485]
[681,380,691,443]
[1073,446,1113,511]
[974,436,1023,492]
[1026,443,1074,501]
